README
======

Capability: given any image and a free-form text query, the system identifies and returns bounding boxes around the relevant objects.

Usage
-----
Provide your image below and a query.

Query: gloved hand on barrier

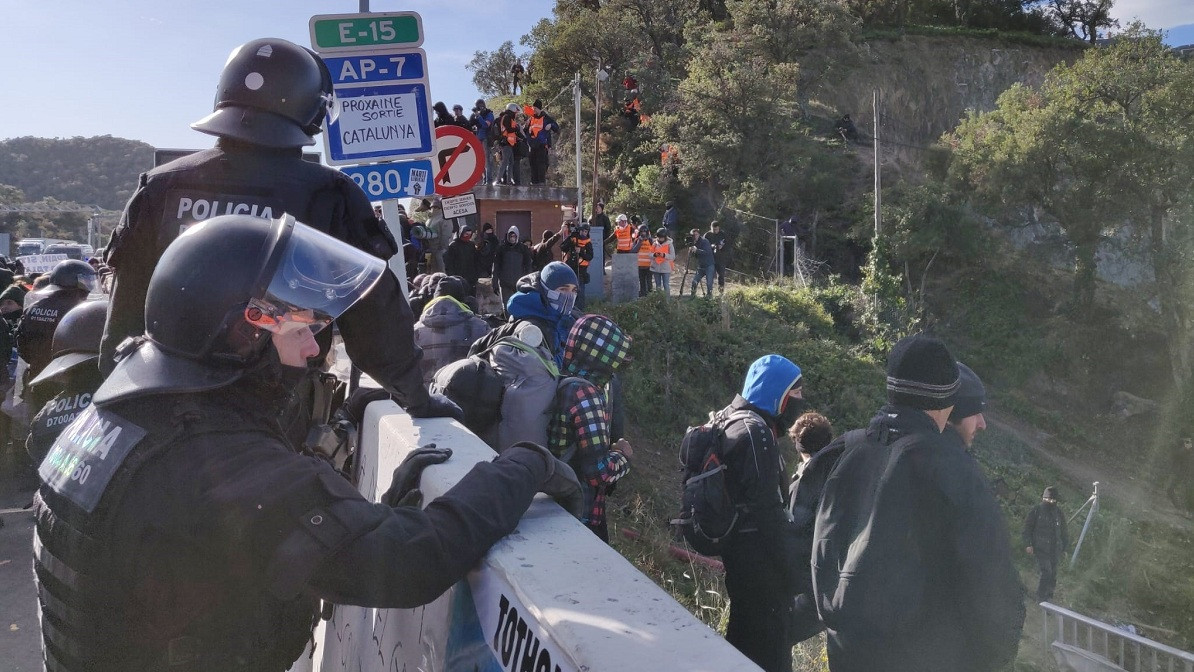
[340,387,392,426]
[382,444,453,508]
[504,442,584,518]
[406,392,464,421]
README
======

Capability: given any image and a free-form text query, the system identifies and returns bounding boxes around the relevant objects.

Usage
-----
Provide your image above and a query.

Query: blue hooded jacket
[740,354,803,418]
[506,272,578,366]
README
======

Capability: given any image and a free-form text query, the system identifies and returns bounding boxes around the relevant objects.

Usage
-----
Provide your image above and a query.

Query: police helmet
[191,38,335,148]
[94,214,385,405]
[49,259,98,292]
[29,299,108,388]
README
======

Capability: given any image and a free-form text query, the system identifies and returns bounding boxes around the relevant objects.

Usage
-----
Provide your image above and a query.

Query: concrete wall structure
[472,185,578,245]
[293,400,761,672]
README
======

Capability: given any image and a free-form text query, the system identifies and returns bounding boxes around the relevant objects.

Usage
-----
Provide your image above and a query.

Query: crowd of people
[432,97,559,186]
[8,36,1083,672]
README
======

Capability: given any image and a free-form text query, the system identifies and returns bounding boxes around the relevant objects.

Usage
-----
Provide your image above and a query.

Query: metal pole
[592,59,601,215]
[775,219,781,279]
[1070,482,1100,568]
[574,72,583,223]
[873,89,881,241]
[359,0,369,12]
[86,216,95,249]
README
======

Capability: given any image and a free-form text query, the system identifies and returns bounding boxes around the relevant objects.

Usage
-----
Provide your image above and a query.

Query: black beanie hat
[949,362,986,422]
[1043,486,1058,501]
[886,333,960,410]
[533,99,543,109]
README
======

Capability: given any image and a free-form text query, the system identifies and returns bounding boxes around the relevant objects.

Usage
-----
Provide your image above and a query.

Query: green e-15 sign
[310,12,423,52]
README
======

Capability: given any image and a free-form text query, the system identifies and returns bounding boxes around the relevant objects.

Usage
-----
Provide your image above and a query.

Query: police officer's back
[17,259,95,380]
[34,215,582,671]
[100,38,445,415]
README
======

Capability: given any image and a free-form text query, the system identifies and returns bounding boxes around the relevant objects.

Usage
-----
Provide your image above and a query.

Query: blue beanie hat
[540,261,578,291]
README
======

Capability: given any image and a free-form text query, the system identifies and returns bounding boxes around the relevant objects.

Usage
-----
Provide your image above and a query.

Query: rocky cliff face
[814,35,1082,155]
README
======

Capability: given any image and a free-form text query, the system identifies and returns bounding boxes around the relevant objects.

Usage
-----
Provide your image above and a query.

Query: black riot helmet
[49,259,98,292]
[94,214,385,405]
[29,298,108,389]
[191,38,335,148]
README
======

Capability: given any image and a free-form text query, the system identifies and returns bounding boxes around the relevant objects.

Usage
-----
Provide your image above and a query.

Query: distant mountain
[1163,23,1194,47]
[0,136,154,211]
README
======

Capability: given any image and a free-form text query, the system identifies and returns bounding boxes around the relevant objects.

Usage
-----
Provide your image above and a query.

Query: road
[0,445,45,672]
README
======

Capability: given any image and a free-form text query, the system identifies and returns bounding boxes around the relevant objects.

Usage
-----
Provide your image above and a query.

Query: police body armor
[33,396,317,672]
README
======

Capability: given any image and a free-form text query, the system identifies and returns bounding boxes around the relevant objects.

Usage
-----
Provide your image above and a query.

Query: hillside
[0,135,154,210]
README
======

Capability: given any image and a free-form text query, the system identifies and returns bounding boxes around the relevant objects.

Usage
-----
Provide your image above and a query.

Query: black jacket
[1024,501,1068,558]
[810,405,1024,672]
[100,138,428,409]
[17,286,88,377]
[532,232,562,272]
[477,231,500,275]
[33,374,548,671]
[493,241,532,288]
[444,237,482,285]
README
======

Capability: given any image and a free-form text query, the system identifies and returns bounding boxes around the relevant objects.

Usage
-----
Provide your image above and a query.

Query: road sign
[319,48,433,166]
[432,125,485,198]
[310,12,423,52]
[441,193,477,219]
[341,160,433,199]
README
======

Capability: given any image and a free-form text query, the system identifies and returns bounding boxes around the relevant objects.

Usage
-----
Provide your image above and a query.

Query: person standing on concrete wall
[1024,486,1068,601]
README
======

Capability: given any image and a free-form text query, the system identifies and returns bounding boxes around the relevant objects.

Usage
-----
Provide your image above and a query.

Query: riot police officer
[17,259,96,380]
[100,37,453,418]
[25,298,107,465]
[34,214,582,671]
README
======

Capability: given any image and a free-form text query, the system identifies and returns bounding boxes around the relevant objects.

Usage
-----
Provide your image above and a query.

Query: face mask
[778,396,807,431]
[546,288,576,317]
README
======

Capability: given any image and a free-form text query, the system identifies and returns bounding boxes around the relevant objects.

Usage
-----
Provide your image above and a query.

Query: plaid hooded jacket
[548,315,632,530]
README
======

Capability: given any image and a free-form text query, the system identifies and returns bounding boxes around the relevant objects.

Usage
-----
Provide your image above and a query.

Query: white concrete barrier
[299,399,760,672]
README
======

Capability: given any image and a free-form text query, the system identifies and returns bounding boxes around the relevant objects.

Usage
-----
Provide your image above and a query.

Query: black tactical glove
[341,387,392,426]
[382,444,452,507]
[506,442,584,518]
[406,392,464,421]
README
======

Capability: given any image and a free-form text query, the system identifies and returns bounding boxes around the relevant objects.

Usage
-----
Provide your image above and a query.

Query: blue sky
[1,1,1190,150]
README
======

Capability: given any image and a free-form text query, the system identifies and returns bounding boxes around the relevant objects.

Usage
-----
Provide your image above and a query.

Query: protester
[802,333,1024,672]
[497,104,525,186]
[432,101,455,127]
[661,201,678,238]
[549,315,634,542]
[32,214,581,671]
[947,362,988,448]
[710,355,806,672]
[451,103,470,128]
[687,228,716,298]
[476,222,501,279]
[522,99,559,186]
[443,225,482,294]
[1024,486,1069,601]
[503,262,581,367]
[559,223,594,310]
[470,99,496,184]
[705,221,730,293]
[413,277,492,386]
[533,223,568,273]
[649,228,675,296]
[631,223,654,297]
[493,227,532,309]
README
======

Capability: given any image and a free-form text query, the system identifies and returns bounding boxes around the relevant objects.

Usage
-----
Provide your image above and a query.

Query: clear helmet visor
[245,216,386,336]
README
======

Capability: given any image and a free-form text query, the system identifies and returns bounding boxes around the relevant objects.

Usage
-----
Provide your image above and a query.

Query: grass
[589,281,1194,669]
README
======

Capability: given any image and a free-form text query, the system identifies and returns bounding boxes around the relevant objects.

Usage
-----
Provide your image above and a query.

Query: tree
[466,41,522,97]
[948,26,1194,390]
[1047,0,1118,43]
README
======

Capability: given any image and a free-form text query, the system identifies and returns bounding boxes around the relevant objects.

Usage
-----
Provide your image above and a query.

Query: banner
[17,254,68,273]
[446,573,579,672]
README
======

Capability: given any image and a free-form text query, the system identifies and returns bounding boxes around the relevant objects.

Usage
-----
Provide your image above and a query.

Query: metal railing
[1041,602,1194,672]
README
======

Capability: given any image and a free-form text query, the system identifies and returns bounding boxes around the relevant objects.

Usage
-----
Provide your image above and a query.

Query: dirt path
[987,410,1194,532]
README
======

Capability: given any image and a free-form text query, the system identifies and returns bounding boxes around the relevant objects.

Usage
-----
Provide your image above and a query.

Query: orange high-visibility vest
[615,224,633,252]
[637,238,654,267]
[527,115,545,139]
[577,237,591,266]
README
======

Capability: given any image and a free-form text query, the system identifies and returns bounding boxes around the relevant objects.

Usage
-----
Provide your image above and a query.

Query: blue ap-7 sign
[341,159,434,199]
[321,48,435,166]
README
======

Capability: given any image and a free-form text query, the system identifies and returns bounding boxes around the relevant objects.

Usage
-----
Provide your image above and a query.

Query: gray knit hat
[886,334,960,411]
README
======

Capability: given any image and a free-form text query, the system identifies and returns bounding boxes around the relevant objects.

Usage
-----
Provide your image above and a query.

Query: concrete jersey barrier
[291,398,761,672]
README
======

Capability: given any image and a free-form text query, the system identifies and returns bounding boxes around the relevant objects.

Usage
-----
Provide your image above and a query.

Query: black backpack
[670,408,759,557]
